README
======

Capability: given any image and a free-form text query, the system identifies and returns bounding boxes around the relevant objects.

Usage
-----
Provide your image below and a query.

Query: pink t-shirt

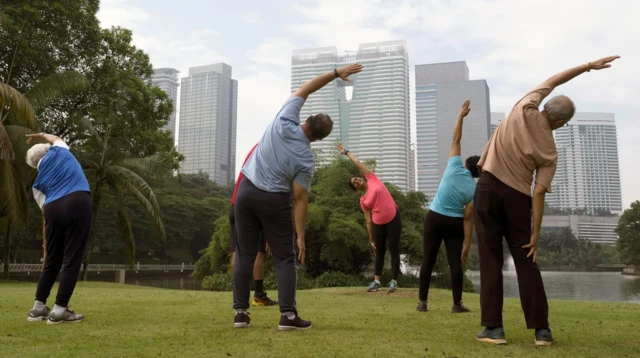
[360,173,397,225]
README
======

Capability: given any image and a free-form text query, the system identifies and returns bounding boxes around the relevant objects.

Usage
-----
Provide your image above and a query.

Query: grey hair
[543,95,576,122]
[26,143,51,169]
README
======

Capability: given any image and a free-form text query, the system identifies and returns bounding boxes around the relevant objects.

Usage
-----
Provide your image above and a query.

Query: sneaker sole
[47,318,84,325]
[234,322,250,328]
[277,324,312,331]
[535,340,553,346]
[417,308,427,312]
[27,316,48,322]
[476,337,507,345]
[367,288,380,292]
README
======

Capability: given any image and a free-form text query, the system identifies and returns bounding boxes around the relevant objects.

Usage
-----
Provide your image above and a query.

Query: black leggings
[372,209,402,280]
[35,191,92,307]
[419,210,464,303]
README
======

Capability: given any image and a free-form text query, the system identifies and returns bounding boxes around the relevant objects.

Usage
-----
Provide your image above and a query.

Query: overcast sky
[98,0,640,209]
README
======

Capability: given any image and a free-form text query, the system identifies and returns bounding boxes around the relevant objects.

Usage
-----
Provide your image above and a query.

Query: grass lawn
[1,282,639,357]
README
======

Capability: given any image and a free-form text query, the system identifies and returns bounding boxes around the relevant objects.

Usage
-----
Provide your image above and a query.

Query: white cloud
[97,0,150,29]
[247,38,295,66]
[242,12,263,25]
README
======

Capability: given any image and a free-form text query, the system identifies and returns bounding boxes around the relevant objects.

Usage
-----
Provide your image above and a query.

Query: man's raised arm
[293,64,363,100]
[540,56,620,91]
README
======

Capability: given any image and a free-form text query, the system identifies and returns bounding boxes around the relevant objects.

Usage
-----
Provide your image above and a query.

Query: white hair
[26,143,51,169]
[544,95,576,122]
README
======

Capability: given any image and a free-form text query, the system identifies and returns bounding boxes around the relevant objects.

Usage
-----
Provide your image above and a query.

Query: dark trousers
[372,209,402,280]
[474,172,549,329]
[419,210,464,303]
[35,191,92,307]
[233,178,296,313]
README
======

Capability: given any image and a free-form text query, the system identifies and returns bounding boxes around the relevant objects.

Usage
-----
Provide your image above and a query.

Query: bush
[201,272,233,291]
[315,271,369,287]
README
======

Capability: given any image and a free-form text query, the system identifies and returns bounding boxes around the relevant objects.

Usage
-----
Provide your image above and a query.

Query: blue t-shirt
[33,143,91,206]
[242,96,315,192]
[429,156,476,218]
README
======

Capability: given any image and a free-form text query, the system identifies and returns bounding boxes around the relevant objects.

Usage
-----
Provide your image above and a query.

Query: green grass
[1,282,639,357]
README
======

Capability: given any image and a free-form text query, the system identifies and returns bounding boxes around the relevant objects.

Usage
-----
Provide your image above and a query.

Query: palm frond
[0,124,13,161]
[25,71,89,112]
[105,165,166,243]
[0,12,9,29]
[0,82,37,130]
[117,206,136,267]
[79,117,104,150]
[0,158,28,224]
[117,155,179,189]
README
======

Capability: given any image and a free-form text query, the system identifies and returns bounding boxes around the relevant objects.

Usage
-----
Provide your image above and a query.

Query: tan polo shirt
[478,84,558,196]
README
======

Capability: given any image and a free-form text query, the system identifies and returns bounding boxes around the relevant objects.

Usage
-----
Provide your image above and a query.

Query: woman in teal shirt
[417,100,480,313]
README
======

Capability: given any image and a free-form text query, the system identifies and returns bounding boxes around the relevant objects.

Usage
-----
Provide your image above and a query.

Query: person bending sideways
[229,143,277,306]
[25,133,92,324]
[337,143,402,293]
[474,56,620,346]
[417,100,479,314]
[233,63,363,331]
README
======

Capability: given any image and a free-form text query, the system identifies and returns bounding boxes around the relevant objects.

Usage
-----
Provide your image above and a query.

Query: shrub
[315,271,369,287]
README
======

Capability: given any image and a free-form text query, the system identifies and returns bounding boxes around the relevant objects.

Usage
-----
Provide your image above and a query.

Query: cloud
[247,38,295,66]
[242,12,263,25]
[97,0,150,29]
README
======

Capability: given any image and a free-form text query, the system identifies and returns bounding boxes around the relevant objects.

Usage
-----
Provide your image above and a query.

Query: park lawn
[0,282,639,358]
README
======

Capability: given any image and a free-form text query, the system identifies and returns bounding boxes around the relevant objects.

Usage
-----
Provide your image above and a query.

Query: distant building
[151,68,180,136]
[490,112,505,135]
[415,61,491,200]
[178,63,237,185]
[409,143,416,191]
[542,215,619,244]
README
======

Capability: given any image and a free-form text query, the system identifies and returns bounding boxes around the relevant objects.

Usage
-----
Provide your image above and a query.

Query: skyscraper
[178,63,237,185]
[491,112,505,135]
[415,62,491,200]
[409,143,416,192]
[546,113,622,213]
[151,68,180,136]
[291,40,411,191]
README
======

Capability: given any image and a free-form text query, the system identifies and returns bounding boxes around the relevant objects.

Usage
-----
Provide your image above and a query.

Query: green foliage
[617,201,640,266]
[192,216,232,280]
[315,271,369,288]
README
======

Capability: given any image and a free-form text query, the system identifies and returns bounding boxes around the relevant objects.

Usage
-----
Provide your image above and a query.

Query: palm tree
[79,119,169,280]
[1,12,89,278]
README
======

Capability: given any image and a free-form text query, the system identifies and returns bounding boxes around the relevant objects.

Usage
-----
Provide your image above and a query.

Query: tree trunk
[3,223,12,280]
[81,182,102,281]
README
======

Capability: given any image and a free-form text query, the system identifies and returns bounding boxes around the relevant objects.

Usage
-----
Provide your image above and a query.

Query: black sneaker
[476,327,507,345]
[234,312,251,328]
[28,306,51,322]
[452,302,470,313]
[535,328,554,346]
[416,302,427,312]
[47,309,84,325]
[278,314,312,331]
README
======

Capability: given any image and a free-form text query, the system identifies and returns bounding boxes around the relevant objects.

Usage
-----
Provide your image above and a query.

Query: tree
[617,201,640,267]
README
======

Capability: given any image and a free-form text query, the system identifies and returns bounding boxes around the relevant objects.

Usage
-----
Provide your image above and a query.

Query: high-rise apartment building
[178,63,237,185]
[291,40,411,191]
[491,112,505,135]
[546,113,622,213]
[415,62,491,200]
[151,68,180,136]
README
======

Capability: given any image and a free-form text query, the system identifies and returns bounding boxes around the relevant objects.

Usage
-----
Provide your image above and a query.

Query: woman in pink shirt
[336,143,402,293]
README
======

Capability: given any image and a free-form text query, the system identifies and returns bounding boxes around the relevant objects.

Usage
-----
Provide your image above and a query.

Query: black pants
[229,205,266,253]
[233,179,296,313]
[35,191,92,307]
[419,210,464,303]
[474,172,549,329]
[372,209,402,280]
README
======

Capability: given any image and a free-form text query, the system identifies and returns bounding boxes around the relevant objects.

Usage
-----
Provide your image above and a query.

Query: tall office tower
[151,68,180,136]
[491,112,505,135]
[409,143,416,191]
[547,113,622,213]
[291,40,411,191]
[178,63,238,185]
[415,62,491,201]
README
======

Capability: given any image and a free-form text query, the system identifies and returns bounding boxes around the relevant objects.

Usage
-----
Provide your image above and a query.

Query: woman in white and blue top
[417,101,480,313]
[25,133,91,325]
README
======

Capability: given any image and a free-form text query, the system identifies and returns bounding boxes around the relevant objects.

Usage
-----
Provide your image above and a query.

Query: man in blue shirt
[233,63,363,331]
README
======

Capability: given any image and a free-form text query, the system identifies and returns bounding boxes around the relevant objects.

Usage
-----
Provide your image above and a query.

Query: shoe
[452,302,470,313]
[28,306,50,322]
[278,314,312,331]
[535,328,554,346]
[47,309,84,325]
[252,292,278,306]
[367,281,381,292]
[416,302,427,312]
[234,312,251,328]
[387,280,398,293]
[476,327,507,345]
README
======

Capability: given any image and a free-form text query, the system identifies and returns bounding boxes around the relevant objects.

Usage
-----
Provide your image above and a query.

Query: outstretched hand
[337,63,363,82]
[458,100,471,118]
[26,133,44,145]
[589,55,620,70]
[336,143,345,155]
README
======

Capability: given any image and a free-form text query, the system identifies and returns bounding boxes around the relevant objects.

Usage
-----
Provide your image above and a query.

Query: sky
[97,0,640,209]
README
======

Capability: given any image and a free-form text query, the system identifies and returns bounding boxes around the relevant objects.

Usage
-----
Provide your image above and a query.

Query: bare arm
[364,209,376,252]
[26,133,63,145]
[293,64,363,100]
[449,100,470,158]
[336,143,373,175]
[292,180,309,265]
[463,203,474,248]
[542,56,620,90]
[523,183,547,263]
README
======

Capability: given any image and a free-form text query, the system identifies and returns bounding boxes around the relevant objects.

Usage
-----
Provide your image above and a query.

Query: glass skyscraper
[151,68,180,137]
[291,40,411,191]
[178,63,237,185]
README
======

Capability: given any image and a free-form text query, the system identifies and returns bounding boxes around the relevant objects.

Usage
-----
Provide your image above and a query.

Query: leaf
[25,71,90,111]
[0,12,9,29]
[0,82,37,130]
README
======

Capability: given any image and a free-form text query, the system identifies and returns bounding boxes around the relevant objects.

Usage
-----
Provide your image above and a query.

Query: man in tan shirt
[474,56,620,346]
